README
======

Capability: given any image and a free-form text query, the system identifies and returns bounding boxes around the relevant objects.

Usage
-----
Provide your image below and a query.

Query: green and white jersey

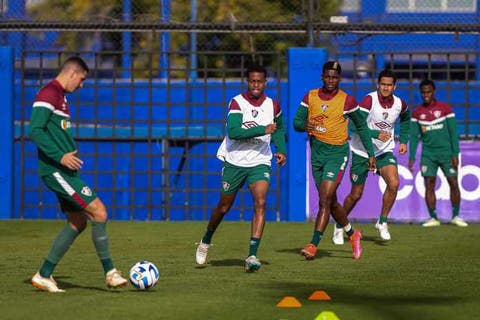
[28,79,77,176]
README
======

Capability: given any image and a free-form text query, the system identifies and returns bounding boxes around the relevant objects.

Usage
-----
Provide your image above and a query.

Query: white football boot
[105,268,128,288]
[195,240,212,265]
[450,216,468,227]
[332,224,344,245]
[375,220,391,241]
[31,272,65,293]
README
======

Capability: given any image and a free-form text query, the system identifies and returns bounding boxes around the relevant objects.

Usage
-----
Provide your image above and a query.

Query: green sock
[310,230,323,246]
[248,237,261,257]
[91,221,114,274]
[379,215,388,224]
[202,229,215,244]
[428,208,438,220]
[40,224,79,278]
[452,205,460,218]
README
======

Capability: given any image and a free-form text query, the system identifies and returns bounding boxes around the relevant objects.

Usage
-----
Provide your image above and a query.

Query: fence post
[0,47,14,219]
[287,48,327,221]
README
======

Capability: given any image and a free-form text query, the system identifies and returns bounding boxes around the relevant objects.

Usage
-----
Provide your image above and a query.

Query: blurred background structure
[1,0,480,221]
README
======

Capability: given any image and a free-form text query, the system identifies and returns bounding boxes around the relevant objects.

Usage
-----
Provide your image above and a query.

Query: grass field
[1,220,479,320]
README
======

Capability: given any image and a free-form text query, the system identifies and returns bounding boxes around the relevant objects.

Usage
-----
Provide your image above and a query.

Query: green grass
[1,220,479,320]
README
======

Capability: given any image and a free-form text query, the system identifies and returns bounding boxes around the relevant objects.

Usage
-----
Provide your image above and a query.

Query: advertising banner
[307,141,480,223]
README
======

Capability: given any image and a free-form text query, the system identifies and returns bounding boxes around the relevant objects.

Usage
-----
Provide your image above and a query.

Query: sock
[202,229,215,244]
[379,214,388,224]
[248,237,261,257]
[452,205,460,218]
[344,223,354,237]
[91,221,114,274]
[39,224,79,278]
[428,208,438,220]
[310,230,323,246]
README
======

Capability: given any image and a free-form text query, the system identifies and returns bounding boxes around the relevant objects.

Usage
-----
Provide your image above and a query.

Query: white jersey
[217,93,277,167]
[350,92,405,158]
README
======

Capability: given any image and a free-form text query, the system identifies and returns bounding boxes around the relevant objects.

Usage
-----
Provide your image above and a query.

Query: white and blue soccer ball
[129,260,159,290]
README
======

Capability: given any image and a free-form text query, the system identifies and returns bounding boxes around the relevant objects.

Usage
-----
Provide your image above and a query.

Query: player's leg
[196,162,242,265]
[376,163,399,240]
[245,166,270,272]
[442,163,468,227]
[32,173,90,292]
[420,156,441,227]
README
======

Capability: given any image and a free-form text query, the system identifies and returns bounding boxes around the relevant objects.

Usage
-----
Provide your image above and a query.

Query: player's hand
[408,160,415,172]
[264,123,277,134]
[275,153,287,166]
[451,156,459,169]
[60,150,83,170]
[378,131,391,142]
[398,143,407,154]
[367,156,376,172]
[305,121,316,135]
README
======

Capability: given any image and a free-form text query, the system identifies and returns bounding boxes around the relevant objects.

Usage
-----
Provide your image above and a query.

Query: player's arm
[28,106,64,162]
[293,94,309,132]
[398,101,411,145]
[408,117,420,171]
[227,113,267,140]
[446,112,460,156]
[348,109,375,157]
[271,112,287,155]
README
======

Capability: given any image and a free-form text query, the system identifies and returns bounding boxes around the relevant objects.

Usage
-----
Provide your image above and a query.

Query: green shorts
[220,162,271,194]
[41,171,97,212]
[350,152,397,185]
[310,139,349,188]
[420,153,457,177]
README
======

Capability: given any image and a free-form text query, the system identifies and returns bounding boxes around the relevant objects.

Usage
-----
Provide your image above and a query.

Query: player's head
[246,64,267,99]
[321,61,341,92]
[419,79,436,105]
[377,69,397,98]
[58,56,89,93]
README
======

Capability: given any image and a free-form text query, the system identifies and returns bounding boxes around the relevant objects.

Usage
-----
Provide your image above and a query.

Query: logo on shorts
[251,109,258,118]
[389,158,396,164]
[327,171,334,178]
[222,182,231,191]
[351,174,358,182]
[449,168,456,174]
[421,165,428,173]
[264,172,270,179]
[81,186,92,196]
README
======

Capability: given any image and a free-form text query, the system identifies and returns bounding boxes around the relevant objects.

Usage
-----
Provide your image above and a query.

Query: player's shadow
[361,234,390,246]
[206,259,271,267]
[24,276,114,292]
[276,247,353,260]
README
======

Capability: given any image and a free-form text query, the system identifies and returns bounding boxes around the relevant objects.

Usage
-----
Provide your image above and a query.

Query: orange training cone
[276,296,302,308]
[308,290,331,301]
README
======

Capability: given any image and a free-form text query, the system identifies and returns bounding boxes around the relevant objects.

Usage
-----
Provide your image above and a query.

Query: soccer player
[293,61,376,260]
[195,64,287,272]
[29,56,128,292]
[332,69,410,244]
[409,79,468,227]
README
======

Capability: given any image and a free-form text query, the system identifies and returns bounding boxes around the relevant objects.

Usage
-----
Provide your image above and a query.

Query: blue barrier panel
[287,48,327,221]
[0,47,14,219]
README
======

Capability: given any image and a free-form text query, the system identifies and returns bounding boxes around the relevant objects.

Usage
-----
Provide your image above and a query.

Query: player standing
[409,79,468,227]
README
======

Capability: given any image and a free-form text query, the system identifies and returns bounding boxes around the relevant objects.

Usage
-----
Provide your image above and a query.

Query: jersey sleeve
[398,99,411,144]
[293,92,309,132]
[271,111,287,154]
[445,105,460,156]
[226,98,266,140]
[408,111,420,161]
[28,105,64,163]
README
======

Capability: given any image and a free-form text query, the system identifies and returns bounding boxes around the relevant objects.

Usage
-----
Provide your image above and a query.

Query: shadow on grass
[24,277,114,292]
[207,258,271,267]
[275,247,353,259]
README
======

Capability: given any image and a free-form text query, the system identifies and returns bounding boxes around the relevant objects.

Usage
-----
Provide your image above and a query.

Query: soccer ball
[129,260,159,290]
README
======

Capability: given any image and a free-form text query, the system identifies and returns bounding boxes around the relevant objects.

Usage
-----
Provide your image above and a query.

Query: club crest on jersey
[420,114,426,120]
[251,109,259,118]
[322,104,328,112]
[222,181,231,191]
[60,119,71,130]
[433,111,442,118]
[382,112,389,120]
[81,186,92,196]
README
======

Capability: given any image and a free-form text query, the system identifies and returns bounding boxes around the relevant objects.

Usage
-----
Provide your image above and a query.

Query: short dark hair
[378,69,397,84]
[323,61,342,74]
[246,64,267,78]
[419,79,435,90]
[61,56,89,73]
